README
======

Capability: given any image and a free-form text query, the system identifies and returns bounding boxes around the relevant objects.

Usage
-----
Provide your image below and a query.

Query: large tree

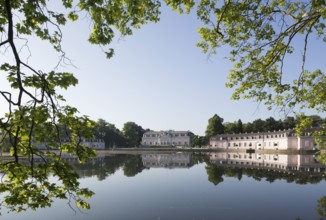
[195,0,326,138]
[0,0,162,213]
[122,121,145,147]
[197,0,325,109]
[205,114,225,137]
[93,119,125,148]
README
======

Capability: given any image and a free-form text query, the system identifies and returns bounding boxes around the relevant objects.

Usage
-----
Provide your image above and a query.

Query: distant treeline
[191,114,326,147]
[206,114,325,136]
[93,119,147,148]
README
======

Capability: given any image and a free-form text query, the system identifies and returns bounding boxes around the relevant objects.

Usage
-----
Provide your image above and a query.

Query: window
[305,140,310,147]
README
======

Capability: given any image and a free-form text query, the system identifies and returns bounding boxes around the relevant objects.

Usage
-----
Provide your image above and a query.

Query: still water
[2,152,326,220]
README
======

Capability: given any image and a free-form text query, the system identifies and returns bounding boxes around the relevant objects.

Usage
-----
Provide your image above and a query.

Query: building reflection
[141,153,192,168]
[209,152,326,174]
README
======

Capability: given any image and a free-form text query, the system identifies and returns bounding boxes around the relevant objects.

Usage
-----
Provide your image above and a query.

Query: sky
[1,3,325,136]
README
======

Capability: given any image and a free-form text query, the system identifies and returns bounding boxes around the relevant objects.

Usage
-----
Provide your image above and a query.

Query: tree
[205,114,224,137]
[196,0,326,145]
[196,1,326,117]
[224,119,244,134]
[237,119,243,133]
[251,119,266,133]
[93,119,125,148]
[191,135,207,147]
[122,122,145,147]
[0,0,162,213]
[282,116,297,130]
[223,121,238,134]
[265,117,283,132]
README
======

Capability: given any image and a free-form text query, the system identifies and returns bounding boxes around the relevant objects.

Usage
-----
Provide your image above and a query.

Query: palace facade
[210,129,316,150]
[141,130,194,147]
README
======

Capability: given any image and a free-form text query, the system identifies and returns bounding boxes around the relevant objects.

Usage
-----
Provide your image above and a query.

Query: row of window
[143,141,189,145]
[213,142,279,147]
[144,133,189,138]
[215,133,287,141]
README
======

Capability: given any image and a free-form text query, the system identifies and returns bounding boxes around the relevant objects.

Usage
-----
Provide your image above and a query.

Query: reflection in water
[141,153,193,168]
[71,154,147,180]
[69,152,326,219]
[67,152,326,185]
[210,152,325,173]
[207,152,326,185]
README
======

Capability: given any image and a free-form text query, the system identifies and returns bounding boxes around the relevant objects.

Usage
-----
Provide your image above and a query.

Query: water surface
[2,152,326,220]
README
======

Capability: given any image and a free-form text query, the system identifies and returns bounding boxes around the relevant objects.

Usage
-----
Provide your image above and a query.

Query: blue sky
[1,3,325,135]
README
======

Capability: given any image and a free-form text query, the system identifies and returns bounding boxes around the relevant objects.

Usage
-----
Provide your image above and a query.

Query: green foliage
[195,0,326,130]
[122,156,146,177]
[93,119,126,148]
[122,122,145,147]
[0,0,171,212]
[205,163,224,186]
[191,135,207,147]
[206,160,326,186]
[317,196,326,218]
[205,114,224,137]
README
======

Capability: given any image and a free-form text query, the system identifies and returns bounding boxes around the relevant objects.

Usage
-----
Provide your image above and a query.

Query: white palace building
[142,130,194,147]
[210,129,316,150]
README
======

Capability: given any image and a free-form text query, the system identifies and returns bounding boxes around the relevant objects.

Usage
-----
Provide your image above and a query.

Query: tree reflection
[205,164,224,185]
[317,196,326,219]
[71,154,146,180]
[205,161,326,186]
[122,156,146,177]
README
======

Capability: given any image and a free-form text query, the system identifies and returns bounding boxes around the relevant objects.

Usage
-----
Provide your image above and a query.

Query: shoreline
[0,148,318,158]
[96,147,318,155]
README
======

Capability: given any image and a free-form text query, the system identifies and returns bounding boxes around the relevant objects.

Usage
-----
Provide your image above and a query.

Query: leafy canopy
[195,0,326,121]
[205,114,225,137]
[0,0,167,213]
